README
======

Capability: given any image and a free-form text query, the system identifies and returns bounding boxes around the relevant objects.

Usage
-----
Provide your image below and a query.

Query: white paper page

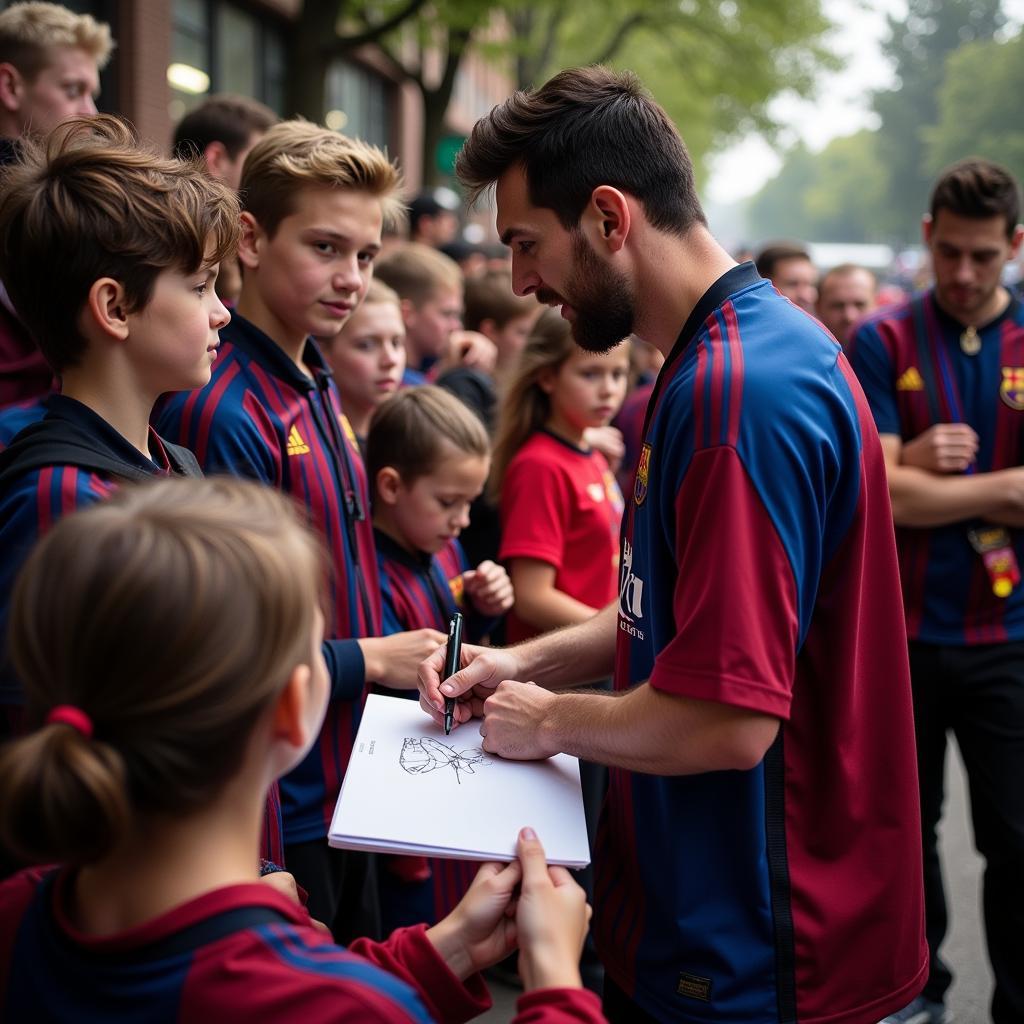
[329,694,591,867]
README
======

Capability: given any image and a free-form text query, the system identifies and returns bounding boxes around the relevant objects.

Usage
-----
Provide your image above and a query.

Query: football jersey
[156,314,382,843]
[500,430,624,643]
[848,291,1024,643]
[595,263,926,1022]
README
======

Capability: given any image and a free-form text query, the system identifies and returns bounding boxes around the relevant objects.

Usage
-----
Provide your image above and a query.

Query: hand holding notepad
[329,694,591,867]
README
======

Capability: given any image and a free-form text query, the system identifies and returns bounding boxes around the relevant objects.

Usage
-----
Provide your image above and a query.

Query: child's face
[127,262,230,394]
[404,285,463,363]
[494,311,540,367]
[241,186,382,342]
[382,443,489,554]
[541,341,630,439]
[324,300,406,417]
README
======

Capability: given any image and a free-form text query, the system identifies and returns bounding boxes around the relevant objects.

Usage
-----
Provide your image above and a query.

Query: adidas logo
[897,367,924,391]
[286,425,310,456]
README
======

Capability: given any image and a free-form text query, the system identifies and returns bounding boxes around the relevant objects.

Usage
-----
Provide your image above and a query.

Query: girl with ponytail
[0,476,601,1024]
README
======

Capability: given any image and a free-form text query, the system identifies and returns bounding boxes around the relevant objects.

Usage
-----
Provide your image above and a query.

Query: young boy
[155,121,444,938]
[0,2,114,407]
[318,278,406,448]
[0,115,235,735]
[365,385,512,929]
[463,270,538,389]
[374,242,495,385]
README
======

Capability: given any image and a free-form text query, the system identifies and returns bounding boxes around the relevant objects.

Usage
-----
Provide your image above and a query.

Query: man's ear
[203,139,231,179]
[375,466,403,506]
[1009,224,1024,261]
[0,63,24,115]
[85,278,130,341]
[583,185,631,254]
[237,211,264,271]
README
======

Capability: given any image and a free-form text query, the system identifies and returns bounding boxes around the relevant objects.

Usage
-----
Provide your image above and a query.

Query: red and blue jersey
[0,396,46,451]
[612,381,653,496]
[848,291,1024,644]
[0,868,492,1024]
[596,263,926,1023]
[156,314,383,844]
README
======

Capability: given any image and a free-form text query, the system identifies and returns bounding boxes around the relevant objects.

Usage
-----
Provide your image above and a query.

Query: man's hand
[481,681,559,760]
[463,561,514,618]
[360,628,445,689]
[418,642,522,729]
[900,423,978,473]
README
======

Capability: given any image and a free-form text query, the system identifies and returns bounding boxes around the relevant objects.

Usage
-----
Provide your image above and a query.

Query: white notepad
[328,694,591,868]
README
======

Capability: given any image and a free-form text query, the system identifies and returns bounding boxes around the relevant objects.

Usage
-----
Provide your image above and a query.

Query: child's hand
[514,827,591,991]
[583,424,625,472]
[463,561,513,618]
[425,858,522,980]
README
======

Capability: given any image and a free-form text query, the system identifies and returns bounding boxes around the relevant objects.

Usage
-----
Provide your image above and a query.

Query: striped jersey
[848,291,1024,643]
[156,313,382,843]
[595,263,926,1023]
[0,396,45,451]
[0,868,488,1024]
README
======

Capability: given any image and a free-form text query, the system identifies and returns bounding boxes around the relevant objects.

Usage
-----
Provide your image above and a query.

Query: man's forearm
[888,464,1024,527]
[538,683,779,774]
[514,602,617,690]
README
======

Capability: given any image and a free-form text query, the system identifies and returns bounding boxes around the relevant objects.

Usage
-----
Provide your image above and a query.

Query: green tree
[925,31,1024,183]
[872,0,1004,237]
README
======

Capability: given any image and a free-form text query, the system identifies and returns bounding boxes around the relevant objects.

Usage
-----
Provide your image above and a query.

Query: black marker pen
[443,612,463,736]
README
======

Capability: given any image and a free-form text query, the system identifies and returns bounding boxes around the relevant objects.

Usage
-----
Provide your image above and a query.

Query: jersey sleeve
[847,320,900,436]
[513,988,607,1024]
[499,452,570,570]
[322,638,366,702]
[648,446,798,719]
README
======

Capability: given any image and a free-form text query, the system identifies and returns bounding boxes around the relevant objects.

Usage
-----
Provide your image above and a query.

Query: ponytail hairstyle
[0,477,324,866]
[488,307,577,503]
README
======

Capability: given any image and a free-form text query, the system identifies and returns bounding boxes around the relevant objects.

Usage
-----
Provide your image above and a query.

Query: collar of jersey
[373,525,434,568]
[44,394,167,472]
[927,287,1021,337]
[219,313,330,392]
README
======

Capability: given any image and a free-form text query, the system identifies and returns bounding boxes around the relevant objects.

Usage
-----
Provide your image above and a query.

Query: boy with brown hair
[0,114,236,731]
[375,242,495,385]
[0,2,114,407]
[155,120,445,938]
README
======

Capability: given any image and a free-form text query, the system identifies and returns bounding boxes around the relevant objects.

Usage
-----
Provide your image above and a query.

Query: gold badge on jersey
[634,443,651,506]
[1000,367,1024,411]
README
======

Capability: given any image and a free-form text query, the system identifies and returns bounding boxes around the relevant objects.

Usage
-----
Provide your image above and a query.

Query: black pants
[284,840,381,946]
[910,641,1024,1023]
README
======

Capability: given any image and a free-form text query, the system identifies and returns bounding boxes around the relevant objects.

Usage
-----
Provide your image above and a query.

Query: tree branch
[334,0,431,50]
[592,12,649,66]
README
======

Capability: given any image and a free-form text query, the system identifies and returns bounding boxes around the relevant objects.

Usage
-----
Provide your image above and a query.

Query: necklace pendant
[960,326,981,355]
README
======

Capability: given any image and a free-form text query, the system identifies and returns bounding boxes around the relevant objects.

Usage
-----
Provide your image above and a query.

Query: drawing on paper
[399,737,491,785]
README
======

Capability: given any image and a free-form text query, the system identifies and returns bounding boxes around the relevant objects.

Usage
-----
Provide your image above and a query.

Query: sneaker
[878,996,950,1024]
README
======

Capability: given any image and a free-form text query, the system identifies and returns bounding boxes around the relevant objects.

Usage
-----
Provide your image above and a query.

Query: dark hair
[0,477,324,866]
[456,65,705,236]
[930,158,1021,238]
[0,115,239,372]
[463,270,534,330]
[755,243,811,281]
[818,263,876,294]
[172,93,279,161]
[366,385,489,489]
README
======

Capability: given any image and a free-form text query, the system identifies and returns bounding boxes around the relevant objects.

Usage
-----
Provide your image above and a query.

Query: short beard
[566,230,635,353]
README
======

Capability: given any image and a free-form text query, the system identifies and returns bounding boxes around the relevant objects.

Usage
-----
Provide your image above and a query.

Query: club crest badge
[634,443,652,506]
[1000,367,1024,411]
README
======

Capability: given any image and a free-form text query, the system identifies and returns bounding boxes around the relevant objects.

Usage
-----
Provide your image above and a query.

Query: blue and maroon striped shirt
[598,264,925,1022]
[156,314,382,843]
[849,290,1024,644]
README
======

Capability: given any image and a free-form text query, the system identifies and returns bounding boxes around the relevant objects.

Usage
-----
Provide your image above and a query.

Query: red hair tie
[46,705,94,739]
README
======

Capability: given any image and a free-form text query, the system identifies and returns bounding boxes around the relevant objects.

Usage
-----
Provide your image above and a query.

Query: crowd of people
[0,4,1021,1024]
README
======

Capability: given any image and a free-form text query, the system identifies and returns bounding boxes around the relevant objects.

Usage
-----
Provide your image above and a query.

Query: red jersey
[500,429,624,643]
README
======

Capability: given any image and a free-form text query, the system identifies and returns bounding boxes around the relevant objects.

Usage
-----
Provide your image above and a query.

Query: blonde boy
[156,120,445,938]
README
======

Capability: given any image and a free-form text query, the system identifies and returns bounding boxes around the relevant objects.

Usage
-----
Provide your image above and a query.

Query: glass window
[216,4,258,98]
[326,59,391,150]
